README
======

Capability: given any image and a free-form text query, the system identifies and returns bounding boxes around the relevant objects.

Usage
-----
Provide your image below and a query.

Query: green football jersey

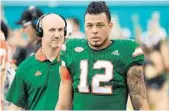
[60,39,144,110]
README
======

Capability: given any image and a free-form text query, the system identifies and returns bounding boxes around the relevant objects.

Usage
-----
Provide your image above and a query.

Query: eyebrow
[96,22,105,24]
[86,22,104,24]
[49,28,56,31]
[48,27,64,31]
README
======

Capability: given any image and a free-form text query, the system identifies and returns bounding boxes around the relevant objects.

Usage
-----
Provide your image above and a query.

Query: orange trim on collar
[35,48,47,61]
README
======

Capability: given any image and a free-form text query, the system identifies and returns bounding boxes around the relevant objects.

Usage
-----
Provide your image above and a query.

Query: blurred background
[0,0,169,110]
[2,1,169,37]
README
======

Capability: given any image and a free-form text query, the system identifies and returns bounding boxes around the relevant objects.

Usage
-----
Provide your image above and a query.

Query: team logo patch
[74,47,84,52]
[111,50,120,56]
[35,70,42,76]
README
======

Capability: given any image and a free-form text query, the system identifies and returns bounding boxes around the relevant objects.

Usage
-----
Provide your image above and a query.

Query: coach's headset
[36,13,67,38]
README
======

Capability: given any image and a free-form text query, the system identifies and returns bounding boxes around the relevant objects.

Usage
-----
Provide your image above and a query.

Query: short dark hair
[85,1,111,23]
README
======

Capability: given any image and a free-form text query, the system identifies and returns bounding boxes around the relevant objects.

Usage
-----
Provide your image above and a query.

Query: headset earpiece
[36,27,43,37]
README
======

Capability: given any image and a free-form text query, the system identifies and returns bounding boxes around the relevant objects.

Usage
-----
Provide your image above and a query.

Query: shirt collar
[35,48,60,63]
[35,48,47,62]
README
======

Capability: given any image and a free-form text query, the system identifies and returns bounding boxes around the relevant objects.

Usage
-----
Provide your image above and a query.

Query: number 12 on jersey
[78,60,113,94]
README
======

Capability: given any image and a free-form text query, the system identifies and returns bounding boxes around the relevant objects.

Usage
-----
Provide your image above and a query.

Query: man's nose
[54,30,61,39]
[91,26,98,34]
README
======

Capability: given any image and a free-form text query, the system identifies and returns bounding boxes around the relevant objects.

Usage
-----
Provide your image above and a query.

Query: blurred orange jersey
[0,39,8,65]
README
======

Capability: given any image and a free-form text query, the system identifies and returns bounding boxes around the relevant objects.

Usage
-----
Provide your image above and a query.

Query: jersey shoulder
[113,39,139,48]
[66,38,87,47]
[113,39,143,57]
[61,38,87,52]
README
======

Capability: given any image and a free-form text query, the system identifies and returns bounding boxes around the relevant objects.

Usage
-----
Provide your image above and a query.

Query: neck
[88,38,112,50]
[29,33,38,46]
[30,38,37,46]
[42,46,60,62]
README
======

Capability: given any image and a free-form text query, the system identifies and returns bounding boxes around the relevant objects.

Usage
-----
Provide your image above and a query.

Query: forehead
[42,14,65,28]
[85,13,108,24]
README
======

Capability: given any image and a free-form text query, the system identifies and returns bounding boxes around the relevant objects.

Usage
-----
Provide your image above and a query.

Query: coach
[6,13,67,110]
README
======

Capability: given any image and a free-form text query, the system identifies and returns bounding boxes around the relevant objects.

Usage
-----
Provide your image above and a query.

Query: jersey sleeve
[60,50,72,69]
[60,40,74,71]
[6,66,27,108]
[59,65,72,81]
[59,41,74,81]
[125,41,144,72]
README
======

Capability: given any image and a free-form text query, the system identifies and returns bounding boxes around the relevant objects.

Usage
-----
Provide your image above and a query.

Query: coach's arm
[8,103,23,110]
[127,65,150,110]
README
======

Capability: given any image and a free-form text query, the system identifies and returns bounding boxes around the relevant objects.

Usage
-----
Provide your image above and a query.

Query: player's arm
[55,66,72,110]
[127,65,149,110]
[8,103,23,110]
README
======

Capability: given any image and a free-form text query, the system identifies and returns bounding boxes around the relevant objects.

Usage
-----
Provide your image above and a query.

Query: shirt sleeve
[6,67,27,108]
[59,65,72,81]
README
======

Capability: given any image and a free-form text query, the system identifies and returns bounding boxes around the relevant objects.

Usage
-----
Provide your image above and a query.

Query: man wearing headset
[13,6,43,66]
[6,13,67,110]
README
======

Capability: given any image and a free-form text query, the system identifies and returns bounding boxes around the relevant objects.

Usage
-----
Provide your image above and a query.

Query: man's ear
[109,22,113,29]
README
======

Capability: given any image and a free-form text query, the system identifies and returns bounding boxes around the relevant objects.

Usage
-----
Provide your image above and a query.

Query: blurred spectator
[132,14,142,44]
[141,11,167,48]
[131,11,169,110]
[143,40,169,110]
[140,11,169,110]
[1,20,9,40]
[13,6,43,66]
[0,21,15,110]
[0,30,7,110]
[109,15,131,40]
[66,18,85,39]
[1,20,16,64]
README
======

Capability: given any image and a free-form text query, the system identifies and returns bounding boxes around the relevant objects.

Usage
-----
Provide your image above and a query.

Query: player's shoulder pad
[115,39,143,57]
[132,47,144,57]
[114,39,137,48]
[114,39,135,44]
[123,39,144,57]
[126,40,144,57]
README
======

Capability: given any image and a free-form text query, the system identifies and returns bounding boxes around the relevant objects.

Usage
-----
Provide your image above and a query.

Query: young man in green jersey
[56,1,149,110]
[6,13,67,110]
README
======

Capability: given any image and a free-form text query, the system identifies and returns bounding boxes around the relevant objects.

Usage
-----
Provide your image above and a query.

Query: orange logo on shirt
[35,70,42,76]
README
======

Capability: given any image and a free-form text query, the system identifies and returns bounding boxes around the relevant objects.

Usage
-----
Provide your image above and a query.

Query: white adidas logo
[111,50,120,56]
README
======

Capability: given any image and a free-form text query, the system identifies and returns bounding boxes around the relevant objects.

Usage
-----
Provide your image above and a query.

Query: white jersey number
[78,60,113,94]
